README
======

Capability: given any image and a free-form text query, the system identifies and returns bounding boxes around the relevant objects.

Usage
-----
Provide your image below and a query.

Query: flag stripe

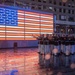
[25,11,40,16]
[25,16,40,20]
[0,32,5,35]
[41,14,53,17]
[40,32,53,34]
[25,25,39,28]
[25,23,39,25]
[0,38,5,40]
[6,26,24,28]
[18,20,25,22]
[25,20,39,24]
[25,27,53,30]
[41,26,53,29]
[6,38,24,40]
[25,32,40,34]
[41,24,53,26]
[25,27,40,29]
[25,29,39,32]
[41,30,53,32]
[18,15,25,18]
[18,10,25,14]
[6,28,24,31]
[18,24,25,27]
[6,33,24,36]
[5,31,24,33]
[41,22,53,25]
[41,18,53,21]
[0,27,5,30]
[6,36,24,37]
[25,34,40,36]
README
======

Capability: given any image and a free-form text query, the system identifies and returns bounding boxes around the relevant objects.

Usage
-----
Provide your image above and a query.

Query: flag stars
[0,8,18,26]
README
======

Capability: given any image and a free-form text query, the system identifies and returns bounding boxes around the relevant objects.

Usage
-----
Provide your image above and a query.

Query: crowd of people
[35,34,75,70]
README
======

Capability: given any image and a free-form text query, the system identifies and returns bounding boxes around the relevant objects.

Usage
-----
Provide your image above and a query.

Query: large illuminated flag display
[0,6,53,40]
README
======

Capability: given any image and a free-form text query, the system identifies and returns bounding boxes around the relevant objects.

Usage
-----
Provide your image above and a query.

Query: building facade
[1,0,75,34]
[0,0,75,34]
[0,0,75,48]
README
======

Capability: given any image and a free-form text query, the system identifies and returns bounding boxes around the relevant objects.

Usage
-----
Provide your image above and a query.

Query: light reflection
[0,48,75,75]
[45,54,51,60]
[52,48,58,54]
[70,63,75,69]
[66,50,70,55]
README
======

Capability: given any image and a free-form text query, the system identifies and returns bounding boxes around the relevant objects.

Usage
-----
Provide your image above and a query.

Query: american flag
[0,7,53,40]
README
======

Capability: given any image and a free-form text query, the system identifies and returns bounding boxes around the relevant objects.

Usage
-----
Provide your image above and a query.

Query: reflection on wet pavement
[0,48,75,75]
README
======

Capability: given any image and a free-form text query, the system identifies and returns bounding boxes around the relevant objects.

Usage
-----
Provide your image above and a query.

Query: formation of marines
[33,34,75,70]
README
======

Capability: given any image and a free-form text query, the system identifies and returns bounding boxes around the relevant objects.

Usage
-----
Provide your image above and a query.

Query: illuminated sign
[0,6,53,40]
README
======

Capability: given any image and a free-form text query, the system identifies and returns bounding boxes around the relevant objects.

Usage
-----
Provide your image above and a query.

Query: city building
[0,0,75,34]
[0,0,75,48]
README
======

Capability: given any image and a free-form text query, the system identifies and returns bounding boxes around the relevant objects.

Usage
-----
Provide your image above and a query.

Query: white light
[6,36,24,37]
[25,32,40,34]
[45,54,51,60]
[49,7,53,10]
[0,36,5,37]
[6,31,24,33]
[52,48,58,54]
[70,63,75,69]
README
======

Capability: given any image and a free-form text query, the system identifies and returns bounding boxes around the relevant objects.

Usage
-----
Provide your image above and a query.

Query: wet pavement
[0,48,75,75]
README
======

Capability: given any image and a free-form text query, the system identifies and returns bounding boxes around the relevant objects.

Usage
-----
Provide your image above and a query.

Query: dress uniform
[65,36,70,67]
[38,35,44,66]
[44,35,50,69]
[52,35,59,67]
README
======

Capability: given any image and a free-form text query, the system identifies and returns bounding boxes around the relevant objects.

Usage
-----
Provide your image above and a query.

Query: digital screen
[0,7,53,40]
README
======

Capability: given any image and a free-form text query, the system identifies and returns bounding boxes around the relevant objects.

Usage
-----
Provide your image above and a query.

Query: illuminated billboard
[0,6,53,40]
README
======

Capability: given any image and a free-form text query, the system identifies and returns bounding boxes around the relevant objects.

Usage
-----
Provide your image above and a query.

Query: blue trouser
[45,59,50,68]
[65,56,70,67]
[53,55,59,67]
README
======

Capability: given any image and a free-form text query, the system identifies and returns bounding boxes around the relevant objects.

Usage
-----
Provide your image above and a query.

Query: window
[68,4,71,7]
[63,3,66,6]
[68,17,74,21]
[31,6,35,9]
[59,8,62,12]
[72,4,75,7]
[43,0,46,3]
[49,0,52,3]
[59,15,66,20]
[63,9,66,13]
[72,10,74,14]
[54,8,56,12]
[43,5,46,10]
[56,26,60,33]
[38,5,42,10]
[68,10,71,14]
[59,2,62,5]
[54,1,56,5]
[68,26,74,34]
[38,0,41,2]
